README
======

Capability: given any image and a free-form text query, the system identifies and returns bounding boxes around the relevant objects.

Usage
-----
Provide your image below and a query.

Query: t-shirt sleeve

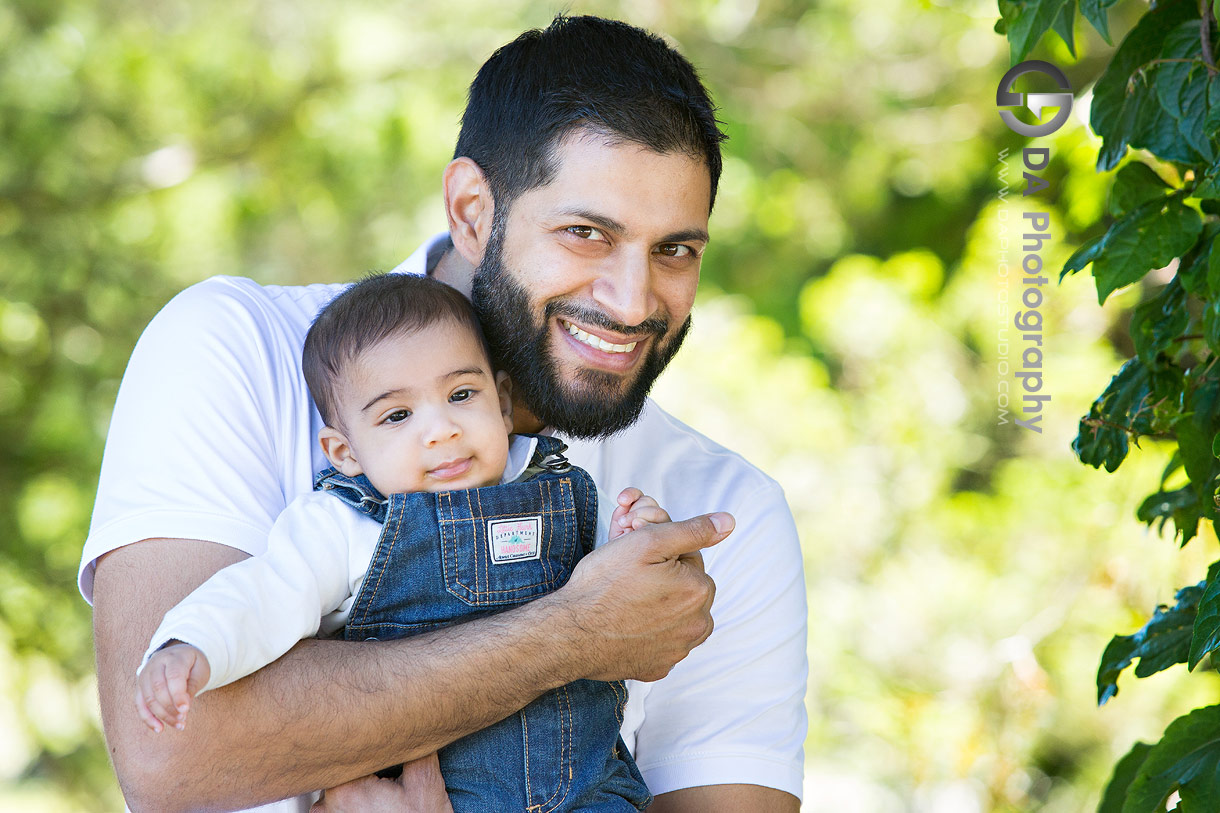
[80,278,318,603]
[630,480,808,801]
[138,495,362,693]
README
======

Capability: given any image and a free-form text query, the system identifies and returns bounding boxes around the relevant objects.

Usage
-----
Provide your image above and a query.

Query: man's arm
[95,515,728,812]
[627,477,808,802]
[650,785,799,812]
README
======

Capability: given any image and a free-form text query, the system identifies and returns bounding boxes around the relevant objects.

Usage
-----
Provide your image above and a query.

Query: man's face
[471,132,711,439]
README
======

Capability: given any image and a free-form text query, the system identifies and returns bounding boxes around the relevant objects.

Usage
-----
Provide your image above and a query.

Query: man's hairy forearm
[95,515,723,812]
[94,538,585,812]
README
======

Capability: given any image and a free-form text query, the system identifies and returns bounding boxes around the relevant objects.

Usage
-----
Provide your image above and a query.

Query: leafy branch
[999,0,1220,808]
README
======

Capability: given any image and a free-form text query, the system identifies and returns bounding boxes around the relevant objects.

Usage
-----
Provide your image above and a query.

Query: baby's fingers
[619,505,671,531]
[141,661,190,730]
[134,686,165,733]
[144,678,180,730]
[163,663,194,730]
[629,494,660,511]
[615,487,644,507]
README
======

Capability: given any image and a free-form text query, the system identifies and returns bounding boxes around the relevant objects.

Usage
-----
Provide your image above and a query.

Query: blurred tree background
[2,0,1212,810]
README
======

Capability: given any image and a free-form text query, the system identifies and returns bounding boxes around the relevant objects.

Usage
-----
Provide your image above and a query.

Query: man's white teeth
[563,320,637,353]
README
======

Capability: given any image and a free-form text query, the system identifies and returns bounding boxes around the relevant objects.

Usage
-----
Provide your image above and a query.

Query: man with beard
[83,15,807,813]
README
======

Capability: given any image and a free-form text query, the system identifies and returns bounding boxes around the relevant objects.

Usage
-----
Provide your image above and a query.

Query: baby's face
[323,319,512,496]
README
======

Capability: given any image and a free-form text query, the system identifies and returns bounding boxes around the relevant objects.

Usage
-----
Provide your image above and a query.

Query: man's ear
[318,427,364,477]
[443,157,495,268]
[495,371,514,434]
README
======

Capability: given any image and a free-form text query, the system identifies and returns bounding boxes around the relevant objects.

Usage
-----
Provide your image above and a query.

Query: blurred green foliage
[3,0,1212,810]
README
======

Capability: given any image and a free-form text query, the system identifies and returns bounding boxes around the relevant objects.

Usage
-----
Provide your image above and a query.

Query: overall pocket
[437,477,579,606]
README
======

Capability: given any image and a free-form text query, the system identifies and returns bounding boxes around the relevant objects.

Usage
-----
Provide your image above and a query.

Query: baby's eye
[450,388,476,403]
[385,409,411,423]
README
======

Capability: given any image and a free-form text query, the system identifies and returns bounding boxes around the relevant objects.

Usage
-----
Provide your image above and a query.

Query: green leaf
[1109,162,1173,217]
[1074,359,1153,471]
[1177,223,1220,295]
[1189,562,1220,668]
[1058,192,1200,297]
[998,0,1078,63]
[1148,365,1186,435]
[1097,580,1204,705]
[1208,238,1220,296]
[1194,156,1220,199]
[1205,299,1220,356]
[1162,451,1184,486]
[1187,355,1220,433]
[1074,417,1130,472]
[1150,22,1220,165]
[1090,0,1198,170]
[1048,0,1077,56]
[1206,72,1220,133]
[1098,741,1153,813]
[1136,486,1201,544]
[1123,705,1220,812]
[1129,278,1187,366]
[1177,418,1217,499]
[1080,0,1121,43]
[1062,232,1108,281]
[1090,198,1203,304]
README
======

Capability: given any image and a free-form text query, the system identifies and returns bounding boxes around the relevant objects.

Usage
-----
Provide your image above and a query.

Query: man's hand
[311,753,453,812]
[134,642,211,733]
[561,511,732,682]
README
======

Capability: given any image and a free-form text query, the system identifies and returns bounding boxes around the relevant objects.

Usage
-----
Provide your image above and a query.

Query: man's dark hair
[454,15,727,215]
[303,273,492,428]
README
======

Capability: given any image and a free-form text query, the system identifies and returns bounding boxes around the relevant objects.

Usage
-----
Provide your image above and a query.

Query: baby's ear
[495,371,514,433]
[318,427,363,477]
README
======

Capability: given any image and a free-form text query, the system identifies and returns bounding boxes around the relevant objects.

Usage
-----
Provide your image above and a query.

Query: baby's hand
[135,642,211,733]
[609,487,672,540]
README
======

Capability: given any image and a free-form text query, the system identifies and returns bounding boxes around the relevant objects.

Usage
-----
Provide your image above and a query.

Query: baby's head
[303,273,513,496]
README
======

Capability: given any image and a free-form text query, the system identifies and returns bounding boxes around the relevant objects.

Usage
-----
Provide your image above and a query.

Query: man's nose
[591,250,657,329]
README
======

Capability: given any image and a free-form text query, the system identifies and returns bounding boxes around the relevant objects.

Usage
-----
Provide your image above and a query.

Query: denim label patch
[488,517,542,563]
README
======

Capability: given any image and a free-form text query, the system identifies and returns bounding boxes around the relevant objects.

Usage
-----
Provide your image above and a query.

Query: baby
[135,272,660,810]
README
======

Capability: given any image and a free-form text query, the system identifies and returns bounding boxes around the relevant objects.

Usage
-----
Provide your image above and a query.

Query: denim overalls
[314,435,651,813]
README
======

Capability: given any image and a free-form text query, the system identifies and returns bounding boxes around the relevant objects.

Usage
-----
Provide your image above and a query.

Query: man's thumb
[652,512,734,558]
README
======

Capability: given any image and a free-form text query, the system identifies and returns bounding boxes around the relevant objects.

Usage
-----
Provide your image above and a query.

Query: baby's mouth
[428,458,473,479]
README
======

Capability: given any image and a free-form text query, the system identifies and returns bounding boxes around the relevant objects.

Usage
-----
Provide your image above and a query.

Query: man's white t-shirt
[83,235,809,810]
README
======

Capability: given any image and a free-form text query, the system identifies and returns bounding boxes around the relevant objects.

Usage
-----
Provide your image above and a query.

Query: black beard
[470,227,691,440]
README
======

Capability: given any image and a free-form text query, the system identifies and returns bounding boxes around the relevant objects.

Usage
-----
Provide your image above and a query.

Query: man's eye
[450,389,475,403]
[657,244,693,258]
[385,409,411,423]
[566,225,604,240]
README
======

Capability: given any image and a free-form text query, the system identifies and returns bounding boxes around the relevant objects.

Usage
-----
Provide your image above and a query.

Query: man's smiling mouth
[560,319,638,354]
